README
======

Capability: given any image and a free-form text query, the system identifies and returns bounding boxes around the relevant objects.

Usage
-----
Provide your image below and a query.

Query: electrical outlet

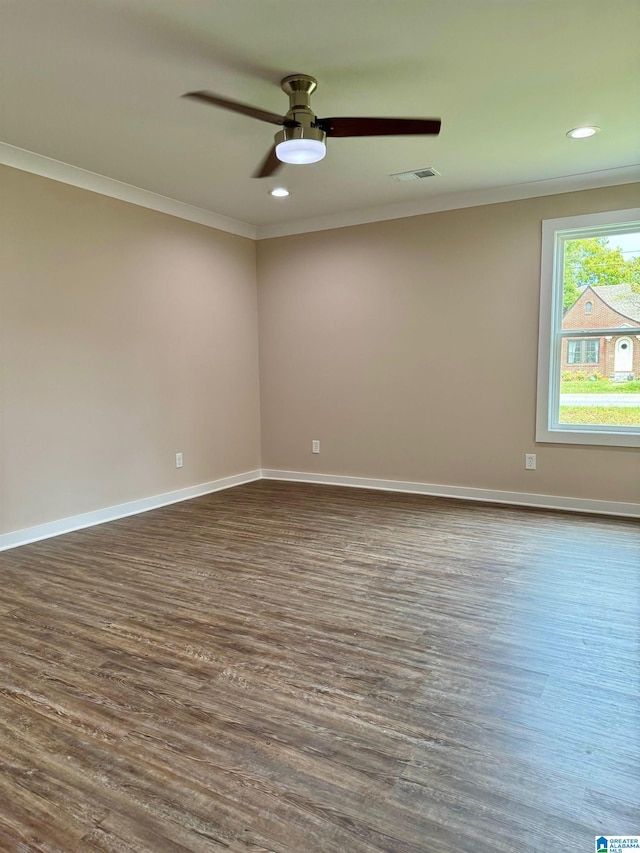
[312,440,320,454]
[175,452,183,468]
[525,453,536,470]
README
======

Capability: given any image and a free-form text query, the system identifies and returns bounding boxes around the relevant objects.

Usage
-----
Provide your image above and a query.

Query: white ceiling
[1,0,639,236]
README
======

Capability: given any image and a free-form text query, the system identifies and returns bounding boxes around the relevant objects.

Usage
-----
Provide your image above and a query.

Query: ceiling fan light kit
[275,125,326,164]
[183,73,441,178]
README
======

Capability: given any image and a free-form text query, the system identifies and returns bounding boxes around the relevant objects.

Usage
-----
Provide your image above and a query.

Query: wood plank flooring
[0,480,638,852]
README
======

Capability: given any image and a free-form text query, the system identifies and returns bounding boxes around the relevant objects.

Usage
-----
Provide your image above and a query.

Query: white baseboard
[2,467,636,552]
[261,469,640,519]
[0,470,262,552]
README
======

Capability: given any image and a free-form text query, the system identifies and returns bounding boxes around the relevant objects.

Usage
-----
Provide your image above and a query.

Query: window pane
[560,334,639,424]
[585,340,599,363]
[567,340,581,364]
[538,208,640,447]
[559,229,640,430]
[562,231,640,332]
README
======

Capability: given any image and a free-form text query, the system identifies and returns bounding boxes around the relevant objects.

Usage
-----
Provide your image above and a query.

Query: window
[567,339,599,364]
[536,207,640,447]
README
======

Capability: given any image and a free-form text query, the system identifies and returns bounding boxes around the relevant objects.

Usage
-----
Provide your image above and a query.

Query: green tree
[563,237,640,309]
[629,256,640,294]
[563,277,580,311]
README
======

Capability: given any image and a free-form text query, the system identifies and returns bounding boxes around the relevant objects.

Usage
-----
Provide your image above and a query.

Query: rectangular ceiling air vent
[391,167,440,182]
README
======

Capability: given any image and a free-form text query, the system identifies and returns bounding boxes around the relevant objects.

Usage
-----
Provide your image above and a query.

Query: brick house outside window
[562,283,640,380]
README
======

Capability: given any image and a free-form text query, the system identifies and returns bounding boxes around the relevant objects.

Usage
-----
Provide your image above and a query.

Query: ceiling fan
[183,74,441,178]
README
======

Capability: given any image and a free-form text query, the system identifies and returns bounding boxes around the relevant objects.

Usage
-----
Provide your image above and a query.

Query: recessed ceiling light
[566,126,600,139]
[268,187,290,198]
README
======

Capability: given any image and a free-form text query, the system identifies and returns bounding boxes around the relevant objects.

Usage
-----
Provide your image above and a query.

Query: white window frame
[536,207,640,448]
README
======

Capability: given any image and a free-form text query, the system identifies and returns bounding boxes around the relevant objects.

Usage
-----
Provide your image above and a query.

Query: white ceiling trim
[256,165,640,239]
[1,142,638,243]
[0,142,257,240]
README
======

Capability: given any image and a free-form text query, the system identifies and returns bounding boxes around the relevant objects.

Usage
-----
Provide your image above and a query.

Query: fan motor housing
[275,125,326,147]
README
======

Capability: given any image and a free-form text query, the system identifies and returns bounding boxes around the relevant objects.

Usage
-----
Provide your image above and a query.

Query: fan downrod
[281,74,318,112]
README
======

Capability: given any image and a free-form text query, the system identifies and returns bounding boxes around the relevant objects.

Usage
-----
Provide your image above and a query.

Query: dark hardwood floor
[0,480,638,852]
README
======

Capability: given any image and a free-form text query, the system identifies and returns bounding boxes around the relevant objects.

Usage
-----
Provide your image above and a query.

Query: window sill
[536,422,640,448]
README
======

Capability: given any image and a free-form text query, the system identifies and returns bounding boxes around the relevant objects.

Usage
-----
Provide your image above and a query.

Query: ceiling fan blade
[183,91,285,125]
[253,146,282,178]
[316,117,441,137]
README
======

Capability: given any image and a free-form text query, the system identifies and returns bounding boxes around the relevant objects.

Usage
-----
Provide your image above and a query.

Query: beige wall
[257,184,640,504]
[2,169,638,540]
[0,165,261,534]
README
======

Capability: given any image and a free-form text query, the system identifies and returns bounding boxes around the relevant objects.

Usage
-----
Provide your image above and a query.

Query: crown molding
[0,142,257,240]
[2,141,638,243]
[256,165,640,239]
